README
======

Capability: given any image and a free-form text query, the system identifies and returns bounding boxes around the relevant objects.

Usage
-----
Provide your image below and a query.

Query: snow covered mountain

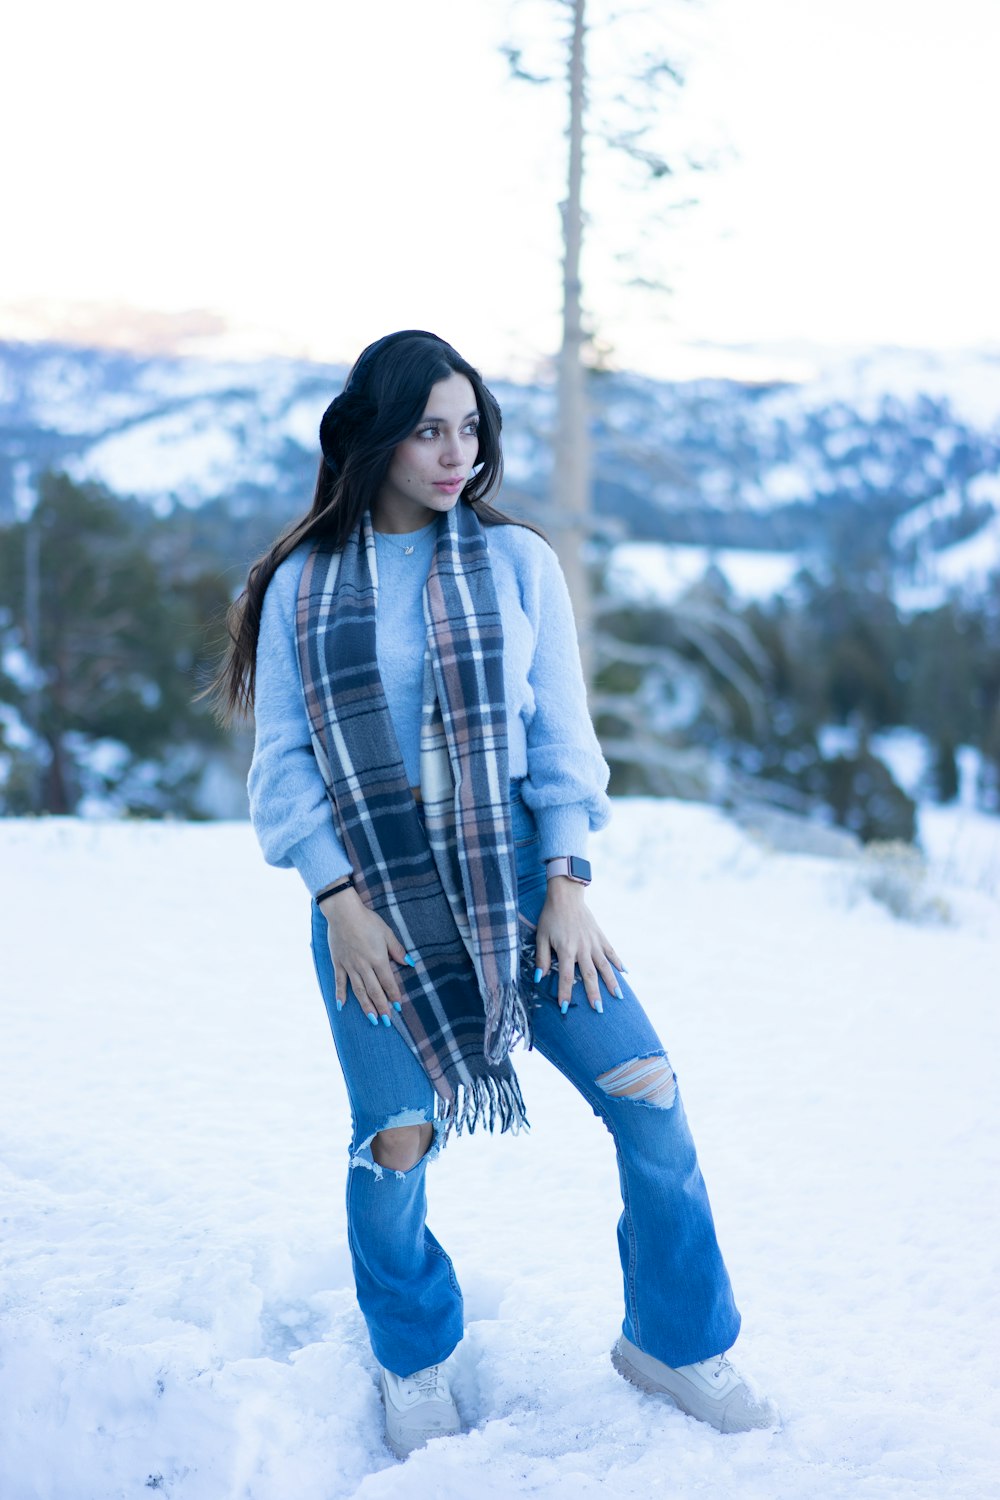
[1,339,998,607]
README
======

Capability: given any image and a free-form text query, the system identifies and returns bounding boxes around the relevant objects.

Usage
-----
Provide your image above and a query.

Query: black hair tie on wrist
[314,874,355,904]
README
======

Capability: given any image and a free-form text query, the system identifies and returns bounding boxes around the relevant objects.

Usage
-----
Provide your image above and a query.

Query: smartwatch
[544,855,592,886]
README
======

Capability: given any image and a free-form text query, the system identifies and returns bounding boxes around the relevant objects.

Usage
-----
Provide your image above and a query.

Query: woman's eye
[414,421,478,441]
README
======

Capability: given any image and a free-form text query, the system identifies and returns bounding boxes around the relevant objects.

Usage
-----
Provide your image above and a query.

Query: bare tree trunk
[24,512,43,812]
[553,0,593,690]
[43,734,71,814]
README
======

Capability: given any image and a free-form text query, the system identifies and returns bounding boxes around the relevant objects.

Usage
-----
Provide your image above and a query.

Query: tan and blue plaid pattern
[295,502,530,1135]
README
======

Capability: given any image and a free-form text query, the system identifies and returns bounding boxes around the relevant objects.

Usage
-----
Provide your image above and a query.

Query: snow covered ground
[2,802,998,1500]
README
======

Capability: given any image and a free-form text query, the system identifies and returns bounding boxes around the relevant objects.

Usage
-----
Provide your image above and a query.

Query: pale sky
[2,0,998,379]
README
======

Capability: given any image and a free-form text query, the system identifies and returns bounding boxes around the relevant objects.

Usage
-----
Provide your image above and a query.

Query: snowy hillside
[2,340,999,607]
[2,800,998,1500]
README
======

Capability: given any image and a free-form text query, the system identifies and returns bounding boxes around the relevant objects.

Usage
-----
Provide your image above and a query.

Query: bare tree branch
[500,45,554,85]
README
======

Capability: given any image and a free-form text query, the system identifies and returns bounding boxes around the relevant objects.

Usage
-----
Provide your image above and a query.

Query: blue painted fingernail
[381,1014,392,1028]
[367,1012,378,1027]
[614,984,624,1000]
[595,999,604,1015]
[533,967,544,984]
[559,1000,569,1015]
[335,999,344,1012]
[393,1001,403,1013]
[620,966,629,974]
[404,953,417,968]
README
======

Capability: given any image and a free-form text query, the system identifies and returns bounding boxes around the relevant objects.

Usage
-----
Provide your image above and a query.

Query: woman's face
[374,372,480,532]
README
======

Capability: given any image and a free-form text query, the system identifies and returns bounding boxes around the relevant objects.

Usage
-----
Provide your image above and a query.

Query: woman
[214,330,777,1458]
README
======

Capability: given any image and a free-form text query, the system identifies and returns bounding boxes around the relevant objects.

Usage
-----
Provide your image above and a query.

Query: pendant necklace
[377,523,434,557]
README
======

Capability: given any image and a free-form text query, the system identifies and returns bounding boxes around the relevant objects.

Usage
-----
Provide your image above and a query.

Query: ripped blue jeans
[309,781,740,1377]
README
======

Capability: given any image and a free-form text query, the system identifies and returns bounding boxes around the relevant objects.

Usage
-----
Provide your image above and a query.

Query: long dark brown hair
[207,330,547,724]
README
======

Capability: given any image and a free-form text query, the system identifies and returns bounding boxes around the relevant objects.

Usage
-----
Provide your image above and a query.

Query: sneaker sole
[611,1340,685,1411]
[382,1423,463,1461]
[383,1431,415,1462]
[611,1338,780,1434]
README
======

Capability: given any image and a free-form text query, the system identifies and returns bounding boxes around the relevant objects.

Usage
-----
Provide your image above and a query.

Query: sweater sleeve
[518,533,612,859]
[247,555,353,895]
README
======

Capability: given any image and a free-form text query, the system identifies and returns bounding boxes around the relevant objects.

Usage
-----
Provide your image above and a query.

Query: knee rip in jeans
[349,1107,445,1182]
[596,1053,677,1110]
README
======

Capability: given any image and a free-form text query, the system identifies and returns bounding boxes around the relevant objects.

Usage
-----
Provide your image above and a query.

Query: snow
[891,489,965,548]
[967,472,1000,507]
[0,704,34,770]
[919,803,1000,897]
[757,463,808,503]
[74,406,245,499]
[822,427,863,462]
[916,746,1000,895]
[283,396,326,450]
[2,801,998,1498]
[932,511,1000,590]
[608,542,802,605]
[815,725,849,757]
[869,727,932,799]
[765,345,1000,432]
[0,644,43,694]
[886,482,1000,613]
[895,507,1000,612]
[8,355,157,436]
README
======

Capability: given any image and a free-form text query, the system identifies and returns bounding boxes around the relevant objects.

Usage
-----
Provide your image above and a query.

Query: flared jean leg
[345,1145,465,1377]
[310,906,464,1378]
[514,801,741,1369]
[528,998,741,1367]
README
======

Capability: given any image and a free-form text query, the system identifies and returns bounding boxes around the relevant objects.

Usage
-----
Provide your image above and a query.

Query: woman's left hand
[533,878,625,1012]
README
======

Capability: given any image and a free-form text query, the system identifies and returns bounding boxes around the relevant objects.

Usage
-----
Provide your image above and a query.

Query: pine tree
[0,472,228,814]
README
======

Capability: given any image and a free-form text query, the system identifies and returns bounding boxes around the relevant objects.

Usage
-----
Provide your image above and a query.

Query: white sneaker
[611,1334,780,1433]
[379,1362,463,1458]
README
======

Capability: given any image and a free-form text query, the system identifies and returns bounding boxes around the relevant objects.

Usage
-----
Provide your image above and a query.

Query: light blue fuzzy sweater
[248,516,612,895]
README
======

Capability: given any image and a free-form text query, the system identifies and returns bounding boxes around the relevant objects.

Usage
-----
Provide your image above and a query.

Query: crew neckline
[373,517,438,540]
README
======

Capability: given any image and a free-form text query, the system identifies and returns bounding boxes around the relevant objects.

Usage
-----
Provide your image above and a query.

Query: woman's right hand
[318,886,413,1024]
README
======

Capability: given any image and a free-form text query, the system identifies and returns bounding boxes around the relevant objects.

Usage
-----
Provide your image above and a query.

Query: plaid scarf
[296,500,531,1135]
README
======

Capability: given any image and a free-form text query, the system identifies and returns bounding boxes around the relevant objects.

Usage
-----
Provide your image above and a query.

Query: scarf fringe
[438,1067,530,1138]
[483,976,535,1067]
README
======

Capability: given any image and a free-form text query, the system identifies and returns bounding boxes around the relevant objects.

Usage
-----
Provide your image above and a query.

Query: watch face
[569,856,592,882]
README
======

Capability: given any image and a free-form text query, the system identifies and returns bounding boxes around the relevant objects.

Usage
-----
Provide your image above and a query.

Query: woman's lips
[433,479,465,492]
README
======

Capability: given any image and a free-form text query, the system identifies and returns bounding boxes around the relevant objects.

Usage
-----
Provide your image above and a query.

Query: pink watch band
[544,855,592,885]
